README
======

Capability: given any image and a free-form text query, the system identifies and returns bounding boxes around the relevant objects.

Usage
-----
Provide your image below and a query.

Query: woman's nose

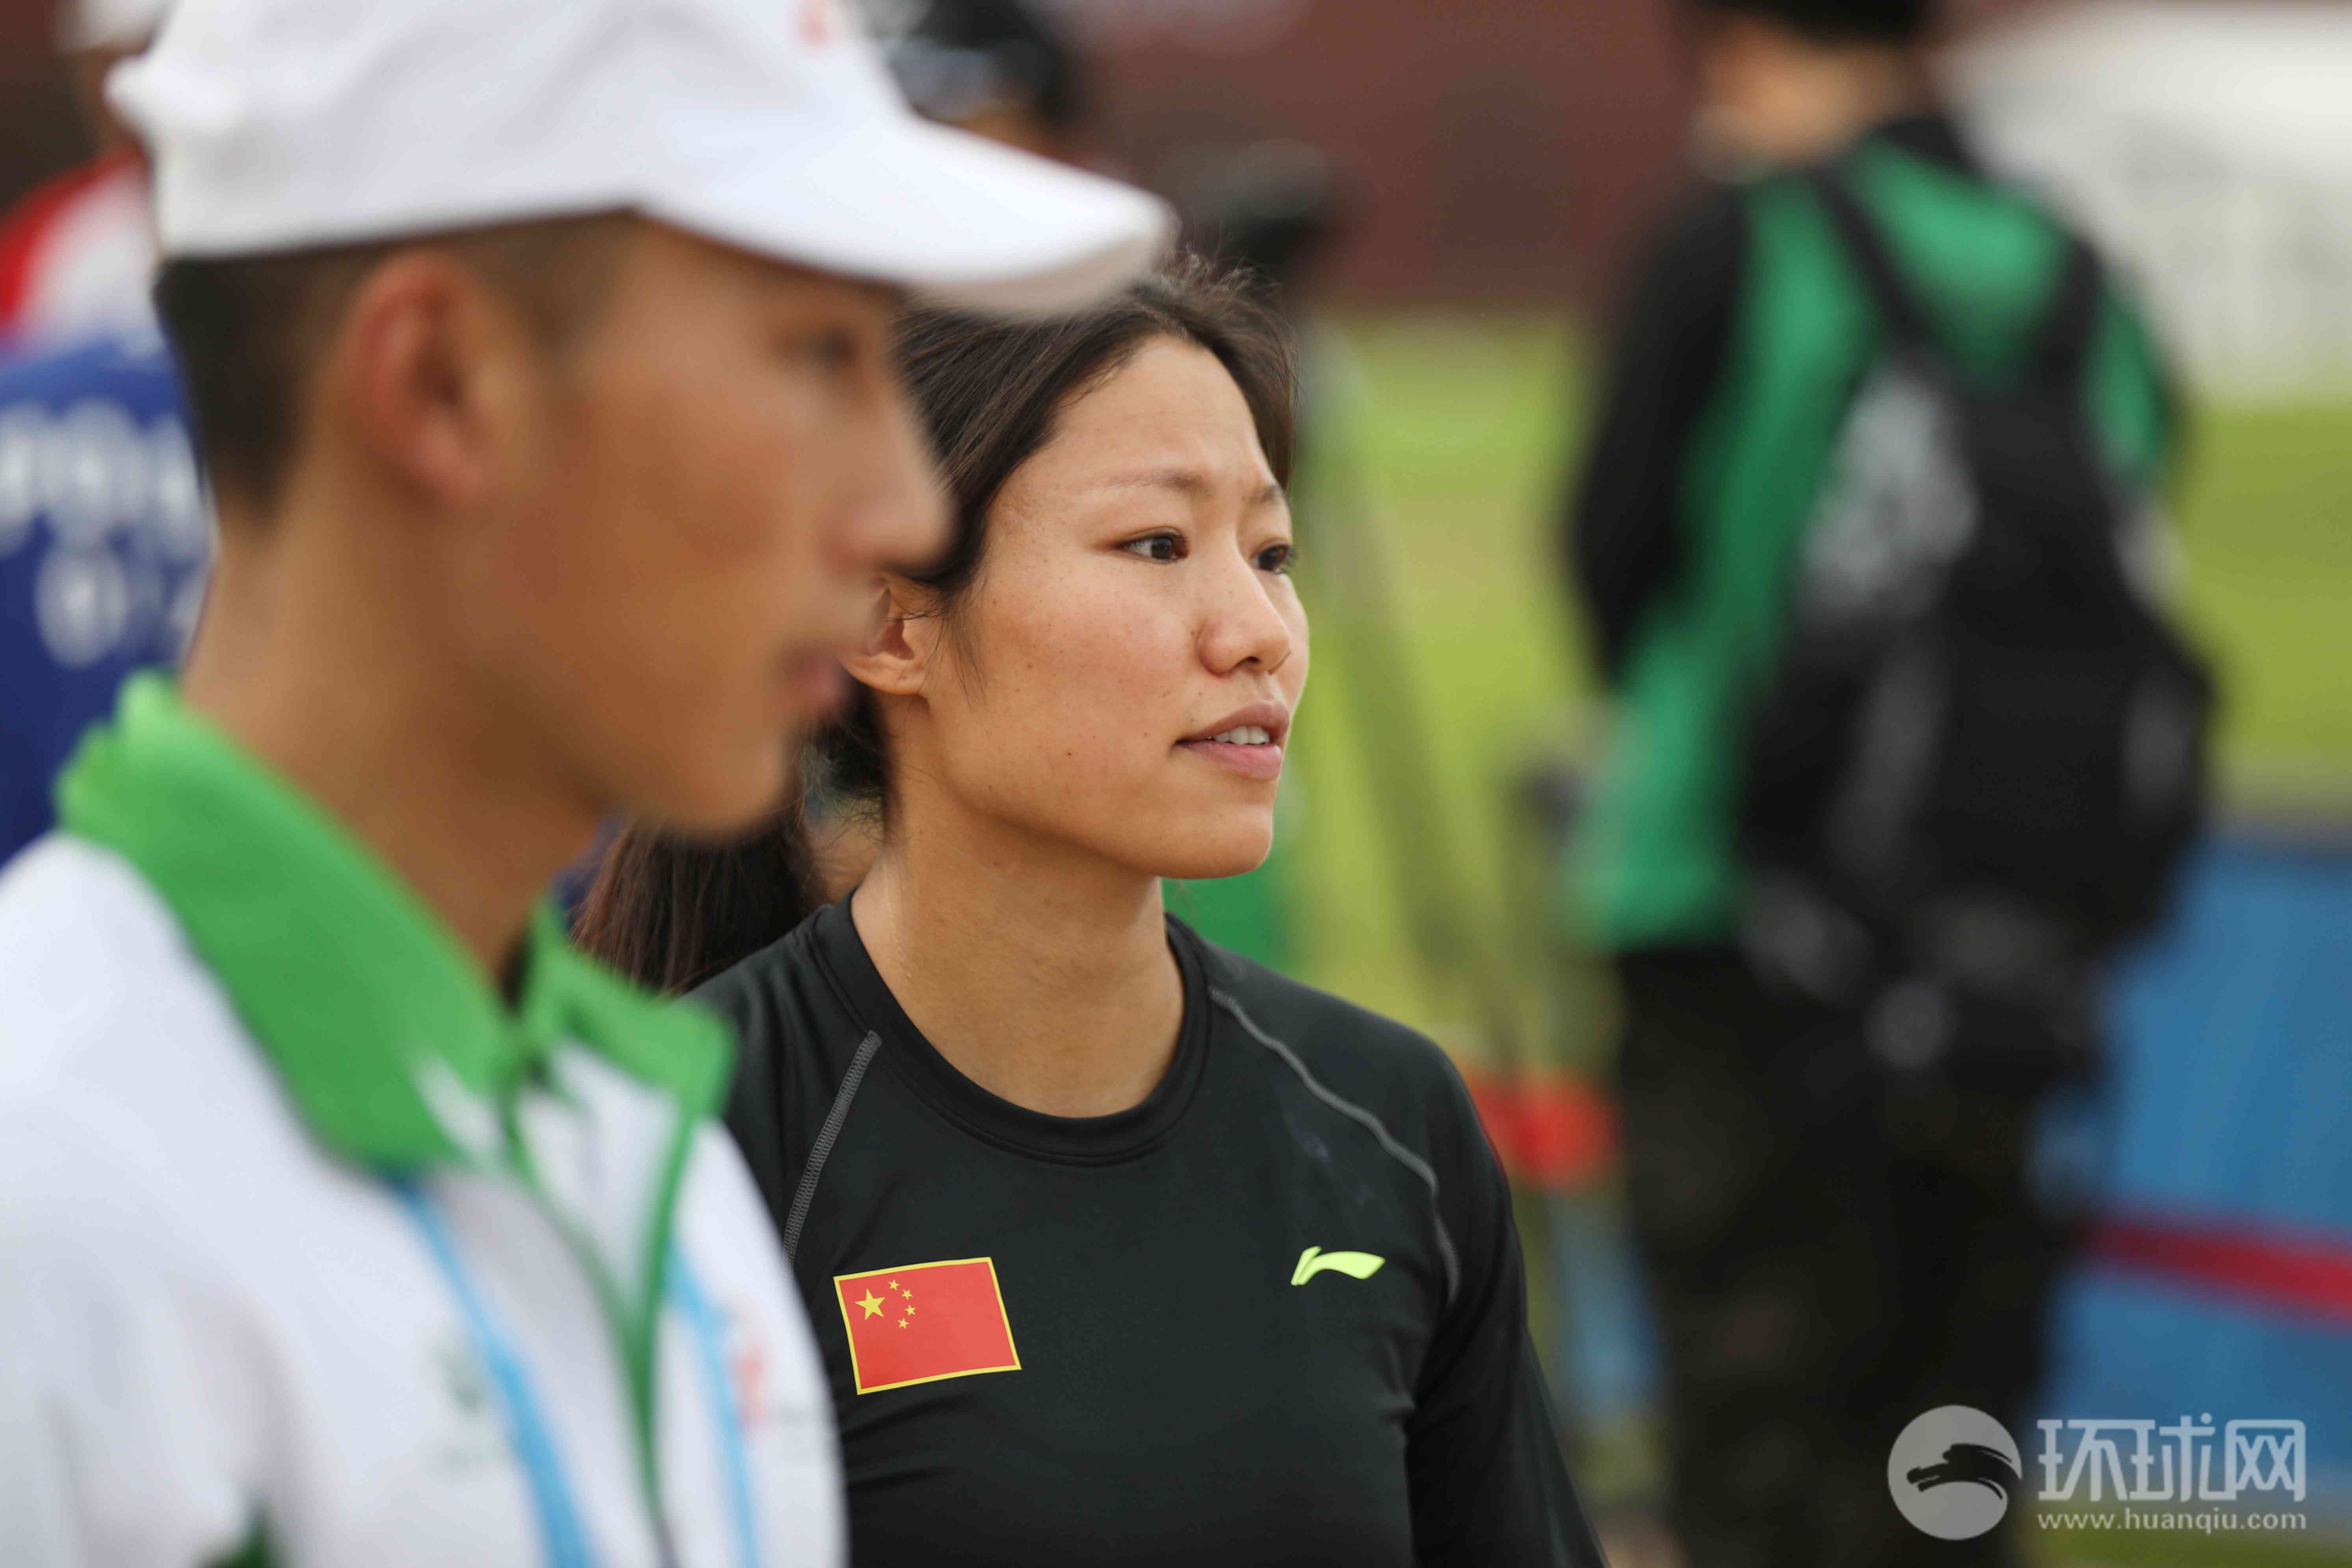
[1198,554,1297,676]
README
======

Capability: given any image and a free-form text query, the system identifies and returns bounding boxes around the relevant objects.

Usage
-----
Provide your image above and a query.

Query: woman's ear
[839,579,937,698]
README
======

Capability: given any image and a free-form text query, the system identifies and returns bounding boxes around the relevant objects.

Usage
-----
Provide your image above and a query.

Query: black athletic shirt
[699,895,1604,1568]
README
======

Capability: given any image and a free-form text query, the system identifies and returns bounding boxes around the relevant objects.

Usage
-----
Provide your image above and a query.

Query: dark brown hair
[574,255,1295,993]
[1690,0,1934,42]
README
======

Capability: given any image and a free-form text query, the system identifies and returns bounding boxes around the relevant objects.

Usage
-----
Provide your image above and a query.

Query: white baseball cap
[60,0,172,50]
[106,0,1172,315]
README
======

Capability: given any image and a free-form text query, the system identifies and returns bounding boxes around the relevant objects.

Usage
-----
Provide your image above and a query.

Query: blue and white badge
[0,330,210,864]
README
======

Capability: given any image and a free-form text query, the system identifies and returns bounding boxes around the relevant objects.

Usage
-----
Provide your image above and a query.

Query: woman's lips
[1178,737,1285,782]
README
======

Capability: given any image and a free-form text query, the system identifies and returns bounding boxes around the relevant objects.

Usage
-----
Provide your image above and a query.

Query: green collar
[55,673,731,1172]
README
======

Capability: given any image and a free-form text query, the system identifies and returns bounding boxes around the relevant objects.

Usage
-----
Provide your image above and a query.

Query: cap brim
[647,114,1174,318]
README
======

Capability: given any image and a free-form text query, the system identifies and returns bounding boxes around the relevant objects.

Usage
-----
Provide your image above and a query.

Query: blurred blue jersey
[0,332,209,866]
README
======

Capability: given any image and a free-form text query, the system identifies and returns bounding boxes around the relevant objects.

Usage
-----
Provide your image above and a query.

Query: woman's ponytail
[573,809,820,993]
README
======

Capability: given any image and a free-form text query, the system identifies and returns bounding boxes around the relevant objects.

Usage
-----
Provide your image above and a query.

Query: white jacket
[0,838,844,1567]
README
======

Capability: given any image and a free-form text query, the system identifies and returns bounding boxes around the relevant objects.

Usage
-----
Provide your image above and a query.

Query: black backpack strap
[1805,167,1937,353]
[1811,164,2109,391]
[2030,237,2105,388]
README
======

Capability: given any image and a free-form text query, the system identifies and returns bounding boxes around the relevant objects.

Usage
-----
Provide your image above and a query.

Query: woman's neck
[852,808,1184,1120]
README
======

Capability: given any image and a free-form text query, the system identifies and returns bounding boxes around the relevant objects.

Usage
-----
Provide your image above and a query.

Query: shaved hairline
[155,210,639,522]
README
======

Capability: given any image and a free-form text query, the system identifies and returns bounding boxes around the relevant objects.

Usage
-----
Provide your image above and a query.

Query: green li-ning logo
[1291,1246,1385,1286]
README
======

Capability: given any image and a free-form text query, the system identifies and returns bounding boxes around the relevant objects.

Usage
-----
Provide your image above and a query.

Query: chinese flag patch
[832,1257,1021,1395]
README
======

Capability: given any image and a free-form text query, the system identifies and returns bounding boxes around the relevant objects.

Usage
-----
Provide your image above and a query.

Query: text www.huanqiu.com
[2035,1507,2309,1533]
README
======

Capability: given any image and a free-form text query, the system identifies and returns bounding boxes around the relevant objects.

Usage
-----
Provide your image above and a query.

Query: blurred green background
[1278,312,2352,1056]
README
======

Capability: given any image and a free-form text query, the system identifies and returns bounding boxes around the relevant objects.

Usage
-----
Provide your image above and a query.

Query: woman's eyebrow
[1093,468,1288,507]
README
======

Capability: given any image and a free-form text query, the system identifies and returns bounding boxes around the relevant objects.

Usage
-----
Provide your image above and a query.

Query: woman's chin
[1144,822,1278,884]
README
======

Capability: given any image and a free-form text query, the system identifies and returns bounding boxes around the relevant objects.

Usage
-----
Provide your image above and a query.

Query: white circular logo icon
[1888,1405,2023,1540]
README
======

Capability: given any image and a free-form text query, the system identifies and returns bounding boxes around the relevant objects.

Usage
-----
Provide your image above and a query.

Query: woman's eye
[1256,542,1297,575]
[1120,533,1185,563]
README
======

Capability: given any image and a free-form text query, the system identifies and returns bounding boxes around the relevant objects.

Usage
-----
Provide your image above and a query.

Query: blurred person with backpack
[1561,0,2208,1562]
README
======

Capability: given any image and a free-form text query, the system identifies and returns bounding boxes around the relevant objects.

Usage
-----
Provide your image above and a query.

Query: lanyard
[395,1182,764,1568]
[667,1254,765,1568]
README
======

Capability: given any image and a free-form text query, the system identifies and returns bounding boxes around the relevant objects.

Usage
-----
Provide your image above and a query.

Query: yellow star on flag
[857,1291,885,1319]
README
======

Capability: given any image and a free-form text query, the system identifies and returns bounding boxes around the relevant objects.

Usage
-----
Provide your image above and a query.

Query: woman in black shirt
[581,260,1601,1568]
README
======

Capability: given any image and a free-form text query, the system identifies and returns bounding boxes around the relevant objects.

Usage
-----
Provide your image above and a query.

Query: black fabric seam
[1208,986,1462,1308]
[781,1028,881,1263]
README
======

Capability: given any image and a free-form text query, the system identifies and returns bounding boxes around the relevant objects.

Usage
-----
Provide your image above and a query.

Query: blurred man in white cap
[0,0,1168,1563]
[0,0,172,347]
